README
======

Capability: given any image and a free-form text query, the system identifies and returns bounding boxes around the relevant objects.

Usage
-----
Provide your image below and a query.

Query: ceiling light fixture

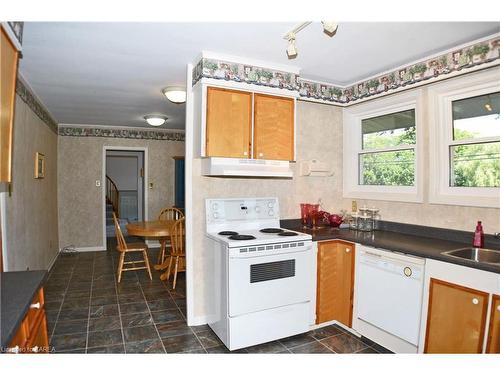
[144,115,167,127]
[283,21,338,59]
[162,86,186,104]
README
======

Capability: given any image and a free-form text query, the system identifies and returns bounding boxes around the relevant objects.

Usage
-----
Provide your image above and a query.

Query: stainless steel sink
[442,247,500,265]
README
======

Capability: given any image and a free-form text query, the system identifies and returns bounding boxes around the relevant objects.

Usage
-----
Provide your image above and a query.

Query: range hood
[201,157,293,178]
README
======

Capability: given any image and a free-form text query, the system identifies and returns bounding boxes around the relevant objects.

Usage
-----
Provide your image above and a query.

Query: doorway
[104,149,146,239]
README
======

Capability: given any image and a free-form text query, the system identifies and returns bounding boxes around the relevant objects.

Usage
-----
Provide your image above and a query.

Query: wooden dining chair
[157,207,185,264]
[113,212,152,283]
[165,217,185,289]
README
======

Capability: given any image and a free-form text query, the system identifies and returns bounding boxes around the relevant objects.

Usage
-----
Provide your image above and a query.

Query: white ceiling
[19,22,499,129]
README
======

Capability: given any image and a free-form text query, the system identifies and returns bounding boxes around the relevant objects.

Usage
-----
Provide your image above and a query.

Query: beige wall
[189,93,499,321]
[190,100,342,318]
[58,136,184,249]
[5,95,59,271]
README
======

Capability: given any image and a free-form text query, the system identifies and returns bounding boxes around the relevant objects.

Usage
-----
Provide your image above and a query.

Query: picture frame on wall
[34,152,45,179]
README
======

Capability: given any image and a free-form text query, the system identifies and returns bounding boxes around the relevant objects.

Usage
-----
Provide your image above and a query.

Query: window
[343,89,423,202]
[450,92,500,187]
[428,69,500,208]
[360,109,416,186]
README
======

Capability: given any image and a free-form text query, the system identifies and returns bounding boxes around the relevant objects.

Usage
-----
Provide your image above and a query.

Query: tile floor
[44,238,391,354]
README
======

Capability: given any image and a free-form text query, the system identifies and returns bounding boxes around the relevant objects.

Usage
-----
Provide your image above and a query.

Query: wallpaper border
[16,78,58,134]
[192,35,500,105]
[58,126,185,142]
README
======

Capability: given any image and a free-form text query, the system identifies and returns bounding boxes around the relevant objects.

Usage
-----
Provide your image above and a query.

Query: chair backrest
[170,217,186,256]
[158,207,184,221]
[112,212,127,252]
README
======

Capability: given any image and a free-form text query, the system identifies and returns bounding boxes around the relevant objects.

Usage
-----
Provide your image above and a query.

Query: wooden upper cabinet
[253,93,294,161]
[206,87,252,158]
[424,278,488,353]
[0,27,19,182]
[316,240,355,327]
[487,294,500,353]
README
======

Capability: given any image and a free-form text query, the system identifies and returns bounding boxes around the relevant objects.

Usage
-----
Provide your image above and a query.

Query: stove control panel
[206,198,280,225]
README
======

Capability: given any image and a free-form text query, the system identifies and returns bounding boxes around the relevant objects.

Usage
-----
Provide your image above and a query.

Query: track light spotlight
[286,35,298,59]
[322,22,338,36]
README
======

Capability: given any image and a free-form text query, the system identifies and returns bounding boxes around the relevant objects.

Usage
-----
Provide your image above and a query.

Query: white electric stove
[205,197,313,351]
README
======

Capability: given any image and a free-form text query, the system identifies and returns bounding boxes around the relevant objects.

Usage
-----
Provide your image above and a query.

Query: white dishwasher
[354,245,425,350]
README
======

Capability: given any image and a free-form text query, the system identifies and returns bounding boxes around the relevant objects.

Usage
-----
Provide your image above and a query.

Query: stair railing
[106,175,120,217]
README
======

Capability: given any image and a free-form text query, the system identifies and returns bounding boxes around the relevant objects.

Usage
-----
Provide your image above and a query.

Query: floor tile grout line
[111,250,128,354]
[84,252,96,353]
[48,254,78,342]
[137,269,168,354]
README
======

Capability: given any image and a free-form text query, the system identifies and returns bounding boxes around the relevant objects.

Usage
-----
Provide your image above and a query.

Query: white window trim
[428,68,500,208]
[343,89,424,203]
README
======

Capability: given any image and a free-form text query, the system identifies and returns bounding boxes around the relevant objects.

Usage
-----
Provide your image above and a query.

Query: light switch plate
[95,180,101,187]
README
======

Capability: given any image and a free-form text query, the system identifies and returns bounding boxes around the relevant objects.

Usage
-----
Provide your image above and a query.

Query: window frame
[428,69,500,208]
[343,89,424,203]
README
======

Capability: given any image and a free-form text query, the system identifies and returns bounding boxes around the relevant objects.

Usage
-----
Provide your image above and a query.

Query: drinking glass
[300,203,310,229]
[309,204,320,230]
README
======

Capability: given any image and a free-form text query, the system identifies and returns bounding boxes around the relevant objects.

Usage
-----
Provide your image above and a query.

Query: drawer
[25,288,45,332]
[26,311,49,354]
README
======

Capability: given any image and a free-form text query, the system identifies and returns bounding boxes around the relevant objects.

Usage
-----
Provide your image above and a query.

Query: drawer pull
[472,298,479,305]
[243,151,248,156]
[345,248,350,253]
[30,302,41,309]
[8,345,20,354]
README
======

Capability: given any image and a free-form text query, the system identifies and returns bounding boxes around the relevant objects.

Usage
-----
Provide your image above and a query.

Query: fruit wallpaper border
[193,35,500,105]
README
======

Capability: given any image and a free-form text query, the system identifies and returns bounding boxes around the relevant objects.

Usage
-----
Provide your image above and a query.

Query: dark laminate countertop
[1,270,47,348]
[281,222,500,274]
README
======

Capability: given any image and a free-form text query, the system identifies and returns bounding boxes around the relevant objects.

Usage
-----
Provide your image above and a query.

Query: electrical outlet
[149,182,153,189]
[351,200,357,212]
[95,180,101,187]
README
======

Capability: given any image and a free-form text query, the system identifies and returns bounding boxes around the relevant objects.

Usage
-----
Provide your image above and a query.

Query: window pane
[362,109,416,149]
[452,92,500,140]
[450,141,500,187]
[359,149,415,186]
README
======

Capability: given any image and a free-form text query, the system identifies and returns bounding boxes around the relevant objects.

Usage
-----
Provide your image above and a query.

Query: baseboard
[47,249,60,272]
[73,246,107,252]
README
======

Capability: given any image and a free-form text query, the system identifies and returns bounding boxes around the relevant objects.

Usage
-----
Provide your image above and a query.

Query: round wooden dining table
[126,220,176,280]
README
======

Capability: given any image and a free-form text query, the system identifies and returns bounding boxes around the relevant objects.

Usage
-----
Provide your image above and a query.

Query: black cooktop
[260,228,284,234]
[218,231,238,236]
[278,231,299,236]
[228,234,256,241]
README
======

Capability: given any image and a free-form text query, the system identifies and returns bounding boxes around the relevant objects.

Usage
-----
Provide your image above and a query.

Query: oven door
[228,246,313,317]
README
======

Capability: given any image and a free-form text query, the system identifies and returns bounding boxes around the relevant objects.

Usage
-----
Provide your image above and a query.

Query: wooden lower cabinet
[486,294,500,353]
[316,240,355,327]
[424,278,489,353]
[7,287,49,354]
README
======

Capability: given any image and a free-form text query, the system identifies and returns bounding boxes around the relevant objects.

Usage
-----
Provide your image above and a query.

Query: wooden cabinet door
[487,294,500,353]
[316,240,355,326]
[253,93,294,161]
[424,278,488,353]
[1,26,19,182]
[26,312,49,353]
[205,87,252,158]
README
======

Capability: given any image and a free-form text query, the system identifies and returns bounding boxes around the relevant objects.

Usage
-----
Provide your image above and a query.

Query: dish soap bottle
[473,221,484,248]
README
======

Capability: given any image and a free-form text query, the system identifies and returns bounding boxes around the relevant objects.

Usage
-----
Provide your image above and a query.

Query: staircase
[105,175,128,238]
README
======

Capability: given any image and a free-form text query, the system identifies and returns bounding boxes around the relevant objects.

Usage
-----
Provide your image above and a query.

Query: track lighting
[283,22,338,59]
[322,22,338,36]
[286,34,298,59]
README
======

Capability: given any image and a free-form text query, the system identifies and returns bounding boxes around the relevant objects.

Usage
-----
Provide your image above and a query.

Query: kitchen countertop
[281,223,500,274]
[1,270,48,348]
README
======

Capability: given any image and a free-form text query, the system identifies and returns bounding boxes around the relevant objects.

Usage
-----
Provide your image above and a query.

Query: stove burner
[260,228,284,234]
[218,231,238,236]
[278,231,299,236]
[228,234,256,241]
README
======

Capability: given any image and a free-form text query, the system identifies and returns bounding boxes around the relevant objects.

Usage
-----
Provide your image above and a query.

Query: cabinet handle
[345,248,350,253]
[258,152,264,158]
[30,302,41,309]
[8,345,20,354]
[472,298,479,305]
[243,151,248,156]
